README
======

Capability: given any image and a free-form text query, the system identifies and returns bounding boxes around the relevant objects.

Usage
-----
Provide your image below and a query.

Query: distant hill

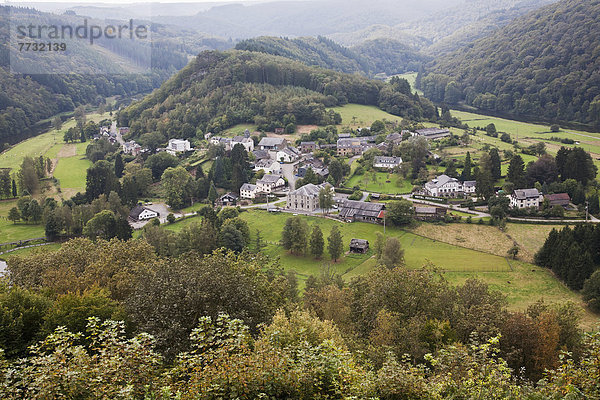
[119,50,436,139]
[0,6,231,145]
[420,0,600,128]
[235,36,430,78]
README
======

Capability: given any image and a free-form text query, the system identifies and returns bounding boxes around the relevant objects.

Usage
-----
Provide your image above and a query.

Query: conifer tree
[309,225,324,259]
[327,225,343,262]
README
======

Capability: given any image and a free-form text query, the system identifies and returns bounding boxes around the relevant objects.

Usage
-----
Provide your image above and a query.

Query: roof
[129,205,153,219]
[258,174,283,184]
[374,156,402,165]
[301,141,316,146]
[386,132,402,142]
[414,207,437,215]
[415,128,450,136]
[339,200,385,219]
[220,192,238,200]
[279,147,300,157]
[337,138,364,147]
[255,159,277,168]
[463,180,477,187]
[544,193,570,204]
[240,183,257,192]
[350,238,369,248]
[252,149,269,160]
[426,174,457,189]
[513,188,541,200]
[289,183,330,197]
[258,137,285,147]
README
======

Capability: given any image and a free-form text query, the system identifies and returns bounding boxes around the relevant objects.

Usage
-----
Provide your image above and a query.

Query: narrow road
[280,162,298,190]
[112,121,125,145]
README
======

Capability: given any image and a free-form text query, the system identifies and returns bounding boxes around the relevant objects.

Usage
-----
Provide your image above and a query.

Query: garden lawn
[345,172,412,194]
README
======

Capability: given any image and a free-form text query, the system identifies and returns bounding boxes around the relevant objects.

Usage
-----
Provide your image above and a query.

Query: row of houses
[239,174,286,199]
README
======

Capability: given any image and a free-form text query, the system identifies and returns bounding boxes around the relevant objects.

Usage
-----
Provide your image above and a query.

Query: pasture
[331,104,402,127]
[0,199,45,243]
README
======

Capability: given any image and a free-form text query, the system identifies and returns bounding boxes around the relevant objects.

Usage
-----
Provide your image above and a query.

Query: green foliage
[535,225,600,290]
[582,270,600,312]
[281,216,309,256]
[309,224,324,259]
[144,152,179,181]
[327,225,343,262]
[386,199,414,226]
[423,0,600,127]
[161,166,192,209]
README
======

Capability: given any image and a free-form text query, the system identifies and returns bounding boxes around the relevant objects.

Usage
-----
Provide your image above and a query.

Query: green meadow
[345,171,412,194]
[0,199,45,243]
[331,104,402,127]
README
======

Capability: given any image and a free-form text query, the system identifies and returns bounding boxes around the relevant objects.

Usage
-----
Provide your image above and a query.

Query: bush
[550,124,560,132]
[348,190,363,200]
[167,213,176,224]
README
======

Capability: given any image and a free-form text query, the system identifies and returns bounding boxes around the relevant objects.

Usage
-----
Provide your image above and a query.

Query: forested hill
[420,0,600,129]
[0,6,230,146]
[235,36,430,77]
[118,50,436,138]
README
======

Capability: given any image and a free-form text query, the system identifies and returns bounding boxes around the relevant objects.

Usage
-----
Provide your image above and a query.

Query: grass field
[345,171,412,194]
[2,243,62,258]
[0,199,45,243]
[331,104,402,127]
[239,209,510,279]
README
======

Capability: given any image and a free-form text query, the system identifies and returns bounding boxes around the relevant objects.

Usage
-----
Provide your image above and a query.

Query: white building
[510,188,543,209]
[424,174,476,198]
[167,139,192,153]
[240,183,259,199]
[231,136,254,152]
[373,156,402,169]
[256,174,285,193]
[254,159,282,175]
[129,205,158,221]
[275,147,300,163]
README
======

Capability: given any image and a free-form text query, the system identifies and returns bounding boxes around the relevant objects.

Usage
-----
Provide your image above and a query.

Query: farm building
[349,239,369,253]
[256,174,286,193]
[373,156,402,169]
[414,207,447,221]
[339,200,385,223]
[544,193,571,208]
[414,128,451,140]
[240,183,259,199]
[510,188,543,209]
[258,137,287,151]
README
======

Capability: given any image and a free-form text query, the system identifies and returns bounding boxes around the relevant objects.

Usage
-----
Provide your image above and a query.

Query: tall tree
[86,160,120,202]
[208,181,218,204]
[281,216,309,256]
[379,237,405,269]
[161,167,191,210]
[507,155,526,189]
[231,143,250,193]
[461,151,473,181]
[327,225,343,262]
[114,153,124,178]
[489,148,502,180]
[318,187,333,214]
[309,225,324,259]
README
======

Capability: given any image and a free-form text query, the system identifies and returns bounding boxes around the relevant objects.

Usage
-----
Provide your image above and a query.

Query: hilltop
[421,0,600,129]
[235,36,430,78]
[118,50,436,138]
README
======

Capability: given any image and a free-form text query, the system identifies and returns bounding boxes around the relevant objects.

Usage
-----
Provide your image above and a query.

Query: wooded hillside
[421,0,600,128]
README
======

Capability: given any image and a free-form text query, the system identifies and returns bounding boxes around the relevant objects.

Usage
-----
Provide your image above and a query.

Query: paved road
[280,162,298,190]
[113,121,125,145]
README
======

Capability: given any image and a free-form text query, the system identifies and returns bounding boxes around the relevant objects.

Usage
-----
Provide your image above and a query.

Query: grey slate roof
[258,174,283,184]
[289,183,329,198]
[258,137,285,147]
[240,183,257,192]
[374,156,402,165]
[339,200,385,219]
[513,188,541,200]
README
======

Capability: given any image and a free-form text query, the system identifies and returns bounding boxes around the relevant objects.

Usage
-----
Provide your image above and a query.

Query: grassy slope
[345,171,412,194]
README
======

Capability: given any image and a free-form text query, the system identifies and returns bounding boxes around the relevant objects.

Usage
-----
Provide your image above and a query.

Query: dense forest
[420,0,600,128]
[119,50,436,138]
[235,36,429,77]
[1,236,599,398]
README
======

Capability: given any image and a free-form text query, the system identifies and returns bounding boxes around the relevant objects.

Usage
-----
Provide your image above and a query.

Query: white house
[373,156,402,169]
[167,139,192,153]
[129,205,158,221]
[463,180,477,194]
[256,174,286,193]
[254,159,282,175]
[424,174,462,197]
[275,147,300,163]
[510,188,543,209]
[240,183,260,199]
[231,136,254,152]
